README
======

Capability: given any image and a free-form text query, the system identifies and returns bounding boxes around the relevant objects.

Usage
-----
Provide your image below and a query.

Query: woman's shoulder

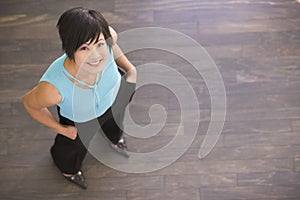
[39,54,69,96]
[41,54,67,81]
[48,54,67,72]
[35,81,63,106]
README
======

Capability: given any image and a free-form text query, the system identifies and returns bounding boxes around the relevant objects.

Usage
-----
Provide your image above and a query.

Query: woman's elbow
[22,91,36,112]
[21,93,30,110]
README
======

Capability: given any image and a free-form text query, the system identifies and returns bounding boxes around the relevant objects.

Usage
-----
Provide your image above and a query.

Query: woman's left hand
[125,67,137,83]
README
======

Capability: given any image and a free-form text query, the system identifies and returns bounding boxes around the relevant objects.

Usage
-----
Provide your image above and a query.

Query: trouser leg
[50,107,88,174]
[99,77,136,144]
[97,108,122,145]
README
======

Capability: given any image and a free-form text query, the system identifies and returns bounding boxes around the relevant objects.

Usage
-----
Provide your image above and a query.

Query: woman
[22,7,137,189]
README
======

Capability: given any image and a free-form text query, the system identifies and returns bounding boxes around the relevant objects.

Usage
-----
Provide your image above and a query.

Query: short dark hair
[56,7,112,60]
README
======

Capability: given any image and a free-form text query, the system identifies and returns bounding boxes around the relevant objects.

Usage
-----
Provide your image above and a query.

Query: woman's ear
[109,26,118,45]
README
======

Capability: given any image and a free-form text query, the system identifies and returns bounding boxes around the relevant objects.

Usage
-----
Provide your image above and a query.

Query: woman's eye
[98,42,105,47]
[80,46,88,51]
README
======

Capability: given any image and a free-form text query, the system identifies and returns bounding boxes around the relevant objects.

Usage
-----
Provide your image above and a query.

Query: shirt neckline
[62,55,102,89]
[62,67,100,89]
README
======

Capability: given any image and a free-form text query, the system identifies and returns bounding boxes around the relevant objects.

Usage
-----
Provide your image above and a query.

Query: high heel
[64,170,87,189]
[111,137,130,157]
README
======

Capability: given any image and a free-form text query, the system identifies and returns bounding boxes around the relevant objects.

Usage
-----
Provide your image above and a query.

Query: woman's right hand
[60,125,78,140]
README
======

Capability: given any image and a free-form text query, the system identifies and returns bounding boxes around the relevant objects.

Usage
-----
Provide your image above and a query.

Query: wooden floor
[1,0,300,199]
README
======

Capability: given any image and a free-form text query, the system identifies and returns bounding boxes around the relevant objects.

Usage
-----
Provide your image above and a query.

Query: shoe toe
[65,171,87,189]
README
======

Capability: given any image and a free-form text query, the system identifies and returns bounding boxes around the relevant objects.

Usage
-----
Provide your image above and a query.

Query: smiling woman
[21,7,136,189]
[64,34,109,84]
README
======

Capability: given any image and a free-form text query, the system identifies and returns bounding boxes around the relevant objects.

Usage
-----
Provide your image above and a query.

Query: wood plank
[179,145,300,162]
[127,189,200,200]
[165,174,236,189]
[237,172,300,186]
[200,186,300,200]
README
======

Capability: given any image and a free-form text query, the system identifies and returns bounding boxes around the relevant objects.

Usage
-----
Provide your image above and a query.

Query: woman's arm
[109,26,137,83]
[22,82,77,139]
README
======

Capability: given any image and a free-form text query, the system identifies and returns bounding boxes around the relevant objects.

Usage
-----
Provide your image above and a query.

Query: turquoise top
[40,46,121,122]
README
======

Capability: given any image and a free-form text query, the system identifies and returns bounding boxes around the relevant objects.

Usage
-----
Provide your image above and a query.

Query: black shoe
[111,137,130,158]
[64,170,87,189]
[117,137,128,150]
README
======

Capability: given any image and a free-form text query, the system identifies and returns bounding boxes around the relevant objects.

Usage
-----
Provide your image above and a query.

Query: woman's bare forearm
[22,96,64,133]
[113,44,137,83]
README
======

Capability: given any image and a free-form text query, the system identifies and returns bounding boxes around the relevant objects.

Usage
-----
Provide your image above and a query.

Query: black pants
[50,77,135,174]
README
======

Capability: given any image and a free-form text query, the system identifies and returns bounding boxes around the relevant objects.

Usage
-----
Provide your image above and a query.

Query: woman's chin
[82,64,102,74]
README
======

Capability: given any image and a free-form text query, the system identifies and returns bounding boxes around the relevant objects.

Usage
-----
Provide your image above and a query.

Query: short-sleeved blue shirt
[40,46,121,122]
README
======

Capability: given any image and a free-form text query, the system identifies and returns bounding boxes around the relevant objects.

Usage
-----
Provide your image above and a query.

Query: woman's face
[73,33,108,74]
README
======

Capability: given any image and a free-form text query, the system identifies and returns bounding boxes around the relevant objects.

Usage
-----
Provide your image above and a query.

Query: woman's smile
[87,59,102,67]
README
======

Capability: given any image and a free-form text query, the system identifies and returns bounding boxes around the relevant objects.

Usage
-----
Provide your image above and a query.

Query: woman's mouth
[87,60,101,66]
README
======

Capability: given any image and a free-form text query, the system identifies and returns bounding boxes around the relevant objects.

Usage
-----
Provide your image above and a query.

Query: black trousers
[50,77,135,174]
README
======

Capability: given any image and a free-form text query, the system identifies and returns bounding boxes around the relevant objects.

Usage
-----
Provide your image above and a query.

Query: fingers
[68,126,78,140]
[60,125,77,140]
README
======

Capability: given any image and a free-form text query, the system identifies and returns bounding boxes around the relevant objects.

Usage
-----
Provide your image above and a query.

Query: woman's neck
[64,57,99,86]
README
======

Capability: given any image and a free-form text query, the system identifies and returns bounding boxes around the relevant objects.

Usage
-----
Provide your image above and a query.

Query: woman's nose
[89,48,101,60]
